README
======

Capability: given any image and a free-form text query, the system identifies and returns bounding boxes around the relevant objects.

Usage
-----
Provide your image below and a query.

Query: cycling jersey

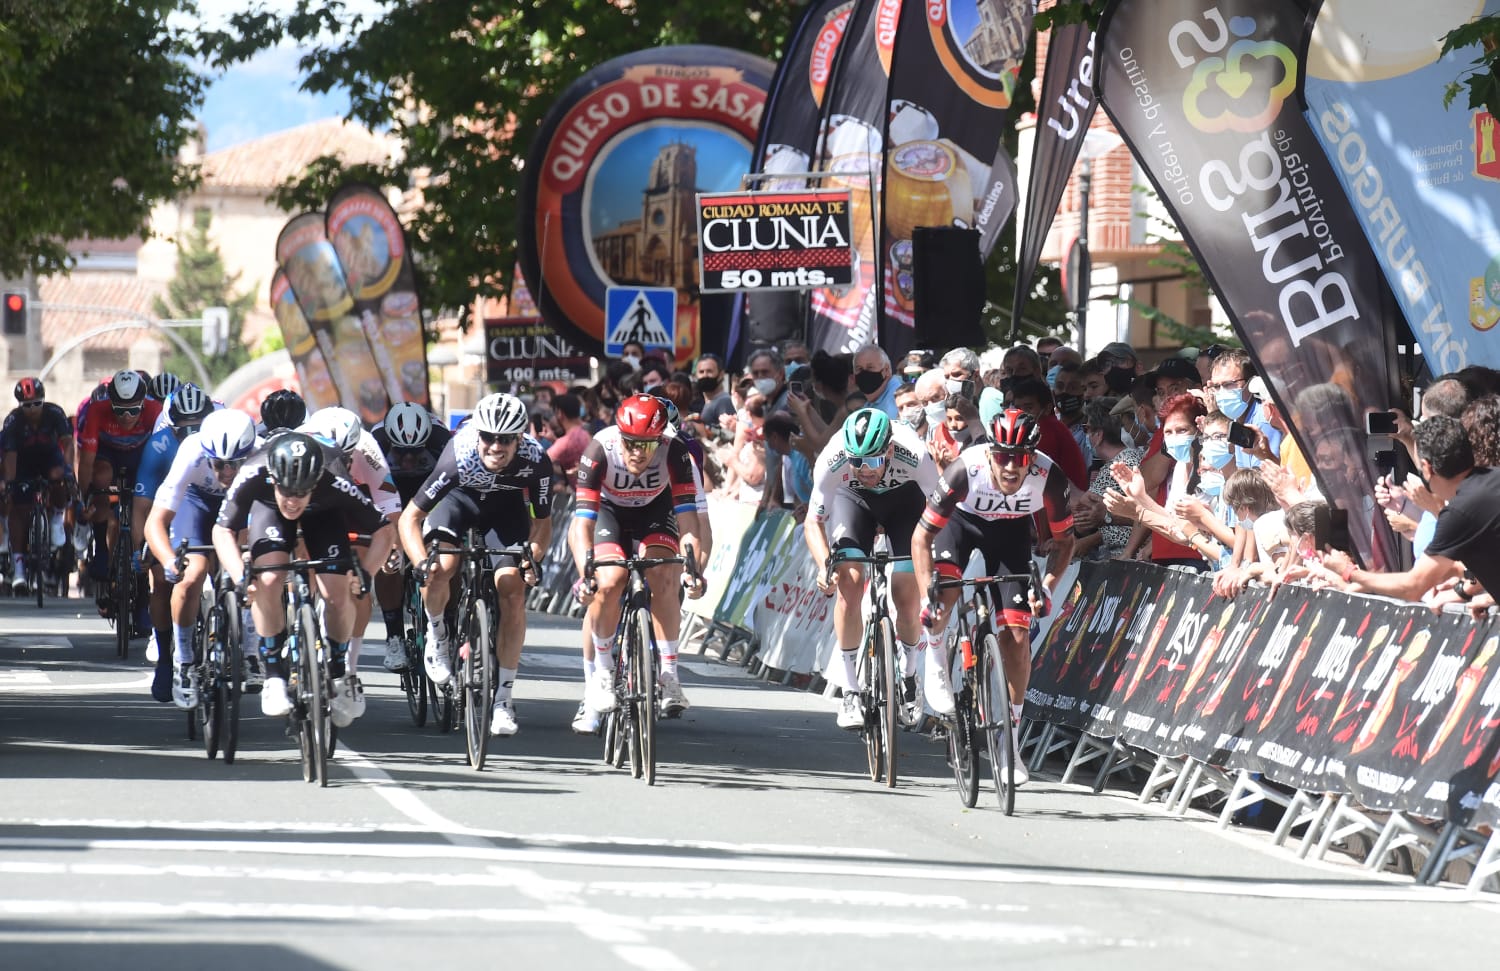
[573,426,697,519]
[77,398,163,455]
[807,421,936,525]
[921,444,1074,533]
[371,419,453,505]
[294,422,402,518]
[134,426,182,499]
[153,429,261,513]
[410,424,554,516]
[216,441,384,538]
[1,403,73,476]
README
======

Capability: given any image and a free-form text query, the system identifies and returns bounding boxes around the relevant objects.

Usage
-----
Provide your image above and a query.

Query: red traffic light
[2,290,27,335]
[4,293,22,313]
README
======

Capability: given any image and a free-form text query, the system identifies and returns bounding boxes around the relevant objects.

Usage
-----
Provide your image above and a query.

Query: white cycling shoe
[261,677,292,717]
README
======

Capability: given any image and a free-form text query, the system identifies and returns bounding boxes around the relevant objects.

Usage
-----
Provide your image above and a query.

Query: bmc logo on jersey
[424,472,450,501]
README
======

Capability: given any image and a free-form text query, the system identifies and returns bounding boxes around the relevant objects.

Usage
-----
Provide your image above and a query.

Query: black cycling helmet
[14,377,44,403]
[266,432,324,493]
[260,389,307,432]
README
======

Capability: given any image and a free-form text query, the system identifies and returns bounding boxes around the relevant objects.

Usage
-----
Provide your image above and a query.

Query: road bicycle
[396,558,431,728]
[826,549,910,788]
[927,561,1041,814]
[19,476,62,608]
[176,543,245,764]
[240,553,367,787]
[419,532,537,771]
[587,543,700,786]
[102,475,139,659]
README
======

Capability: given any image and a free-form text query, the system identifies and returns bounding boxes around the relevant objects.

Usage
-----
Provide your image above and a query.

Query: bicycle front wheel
[113,527,133,660]
[28,504,48,609]
[858,625,883,783]
[978,632,1015,815]
[878,617,899,789]
[297,603,328,786]
[402,575,429,727]
[221,591,243,765]
[465,599,495,771]
[949,647,980,808]
[633,604,657,786]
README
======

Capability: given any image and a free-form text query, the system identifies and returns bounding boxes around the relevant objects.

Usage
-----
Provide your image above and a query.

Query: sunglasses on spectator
[849,453,887,470]
[478,431,518,447]
[113,405,143,418]
[990,447,1032,467]
[621,437,658,454]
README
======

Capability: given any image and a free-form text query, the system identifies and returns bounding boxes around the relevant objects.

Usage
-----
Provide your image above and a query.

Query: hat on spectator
[1108,395,1137,417]
[1248,375,1273,404]
[1099,341,1137,363]
[1147,356,1200,385]
[1176,346,1200,361]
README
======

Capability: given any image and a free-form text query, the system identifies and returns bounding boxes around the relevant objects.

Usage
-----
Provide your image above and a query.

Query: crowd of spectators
[531,334,1500,618]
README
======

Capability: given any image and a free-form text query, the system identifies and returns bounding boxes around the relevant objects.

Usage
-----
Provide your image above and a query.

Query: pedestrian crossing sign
[605,286,676,356]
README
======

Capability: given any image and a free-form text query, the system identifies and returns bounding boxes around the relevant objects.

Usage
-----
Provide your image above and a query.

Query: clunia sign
[696,188,855,292]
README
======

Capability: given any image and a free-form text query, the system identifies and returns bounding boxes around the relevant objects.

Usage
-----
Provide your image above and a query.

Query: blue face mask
[1201,438,1234,468]
[1163,433,1195,463]
[1046,365,1062,389]
[1215,389,1249,420]
[1198,470,1224,497]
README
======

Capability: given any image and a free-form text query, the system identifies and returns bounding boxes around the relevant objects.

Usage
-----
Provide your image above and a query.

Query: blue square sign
[605,286,676,357]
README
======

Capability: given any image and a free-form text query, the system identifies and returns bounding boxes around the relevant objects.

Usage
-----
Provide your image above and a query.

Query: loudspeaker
[912,227,985,349]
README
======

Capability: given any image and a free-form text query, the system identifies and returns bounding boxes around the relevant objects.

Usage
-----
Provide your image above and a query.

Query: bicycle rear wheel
[465,600,495,770]
[28,503,48,609]
[113,527,133,660]
[221,593,243,765]
[633,605,658,786]
[948,651,980,808]
[978,632,1015,815]
[878,617,899,789]
[858,625,883,783]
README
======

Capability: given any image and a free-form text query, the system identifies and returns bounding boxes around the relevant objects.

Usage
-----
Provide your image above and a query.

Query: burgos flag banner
[1301,0,1500,376]
[1094,0,1405,569]
[879,0,1032,346]
[518,45,774,363]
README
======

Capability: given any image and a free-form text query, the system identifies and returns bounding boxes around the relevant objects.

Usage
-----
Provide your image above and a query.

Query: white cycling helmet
[302,406,362,454]
[473,393,528,435]
[107,369,148,407]
[385,401,433,448]
[198,409,257,461]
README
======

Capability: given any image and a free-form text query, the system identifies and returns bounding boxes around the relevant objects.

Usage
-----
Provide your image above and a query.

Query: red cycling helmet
[990,407,1041,451]
[14,377,44,403]
[616,393,669,440]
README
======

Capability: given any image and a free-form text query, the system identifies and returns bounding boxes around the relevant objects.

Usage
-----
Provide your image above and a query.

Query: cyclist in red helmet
[1,377,75,591]
[568,393,706,732]
[911,407,1076,787]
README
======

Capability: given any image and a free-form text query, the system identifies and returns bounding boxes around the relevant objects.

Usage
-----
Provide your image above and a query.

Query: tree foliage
[1441,16,1500,118]
[152,208,258,386]
[0,0,207,279]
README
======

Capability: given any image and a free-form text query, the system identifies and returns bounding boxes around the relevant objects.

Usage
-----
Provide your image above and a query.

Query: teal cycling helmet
[842,407,892,458]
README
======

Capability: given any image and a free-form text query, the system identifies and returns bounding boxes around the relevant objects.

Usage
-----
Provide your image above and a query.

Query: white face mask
[899,405,924,427]
[753,377,777,397]
[923,401,948,425]
[1120,428,1136,449]
[622,354,641,371]
[945,377,966,396]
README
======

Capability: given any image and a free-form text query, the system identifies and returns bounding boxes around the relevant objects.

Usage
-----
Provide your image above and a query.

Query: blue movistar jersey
[134,426,181,499]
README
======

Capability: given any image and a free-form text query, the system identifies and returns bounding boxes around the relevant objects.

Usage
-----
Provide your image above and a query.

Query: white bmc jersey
[807,421,936,524]
[153,429,264,512]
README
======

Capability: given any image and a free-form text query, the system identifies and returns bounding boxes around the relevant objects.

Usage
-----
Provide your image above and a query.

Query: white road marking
[0,674,152,695]
[0,634,74,646]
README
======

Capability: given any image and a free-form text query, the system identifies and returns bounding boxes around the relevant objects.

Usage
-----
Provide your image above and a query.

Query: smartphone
[1365,410,1399,436]
[1313,504,1352,553]
[1374,448,1398,476]
[1228,421,1257,449]
[788,380,806,397]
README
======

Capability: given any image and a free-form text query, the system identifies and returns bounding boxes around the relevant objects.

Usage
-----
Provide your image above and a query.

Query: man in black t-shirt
[1325,417,1500,603]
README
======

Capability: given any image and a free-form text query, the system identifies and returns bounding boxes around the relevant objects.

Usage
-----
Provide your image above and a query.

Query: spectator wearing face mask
[620,340,646,371]
[1110,392,1208,569]
[939,347,979,400]
[1211,469,1288,598]
[693,353,732,415]
[894,381,924,434]
[852,344,900,418]
[998,345,1044,399]
[781,339,811,369]
[1078,359,1109,401]
[998,378,1089,490]
[1053,363,1090,469]
[1205,349,1280,468]
[1071,399,1145,560]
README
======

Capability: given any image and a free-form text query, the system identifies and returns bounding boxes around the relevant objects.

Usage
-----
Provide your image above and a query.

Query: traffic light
[2,291,27,336]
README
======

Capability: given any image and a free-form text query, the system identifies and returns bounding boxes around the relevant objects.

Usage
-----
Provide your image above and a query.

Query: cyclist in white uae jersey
[570,394,705,727]
[397,393,553,737]
[911,408,1075,786]
[805,408,938,729]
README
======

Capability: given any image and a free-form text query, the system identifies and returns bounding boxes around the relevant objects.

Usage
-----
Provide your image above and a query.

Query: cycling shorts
[931,509,1034,631]
[594,492,678,560]
[824,480,923,571]
[168,489,223,557]
[247,500,359,575]
[422,488,531,570]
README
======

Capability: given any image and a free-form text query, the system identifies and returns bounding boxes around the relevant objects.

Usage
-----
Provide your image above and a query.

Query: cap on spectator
[1108,395,1137,417]
[1148,357,1200,384]
[1099,341,1137,363]
[1176,346,1200,361]
[787,363,813,385]
[1248,375,1272,403]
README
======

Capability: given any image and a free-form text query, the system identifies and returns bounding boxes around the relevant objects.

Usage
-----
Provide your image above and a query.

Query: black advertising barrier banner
[878,0,1032,355]
[1093,0,1404,571]
[732,0,857,358]
[1026,560,1500,827]
[517,45,774,365]
[326,183,431,408]
[275,212,391,425]
[806,0,896,356]
[1011,21,1097,334]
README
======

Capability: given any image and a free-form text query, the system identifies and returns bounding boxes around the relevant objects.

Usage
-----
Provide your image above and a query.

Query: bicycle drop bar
[587,540,700,583]
[237,554,370,599]
[417,538,539,584]
[823,549,912,588]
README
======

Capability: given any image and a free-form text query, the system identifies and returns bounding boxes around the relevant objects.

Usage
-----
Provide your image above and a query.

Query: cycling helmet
[648,391,681,431]
[260,389,306,431]
[168,384,213,426]
[198,409,257,461]
[615,393,668,440]
[842,407,892,458]
[266,431,325,492]
[473,393,528,435]
[302,406,362,454]
[385,401,433,448]
[990,407,1041,451]
[107,369,148,407]
[14,377,44,403]
[151,372,183,401]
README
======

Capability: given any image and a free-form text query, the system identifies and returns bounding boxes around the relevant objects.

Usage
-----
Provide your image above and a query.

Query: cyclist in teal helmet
[806,407,939,730]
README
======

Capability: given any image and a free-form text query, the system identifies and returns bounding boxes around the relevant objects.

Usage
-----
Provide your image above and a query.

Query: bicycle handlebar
[822,549,911,588]
[237,553,370,600]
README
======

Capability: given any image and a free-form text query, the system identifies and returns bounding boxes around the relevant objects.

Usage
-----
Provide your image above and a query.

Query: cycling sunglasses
[210,458,242,473]
[621,437,659,454]
[274,484,313,499]
[20,401,43,410]
[990,446,1032,467]
[849,453,887,470]
[478,431,518,446]
[113,404,143,418]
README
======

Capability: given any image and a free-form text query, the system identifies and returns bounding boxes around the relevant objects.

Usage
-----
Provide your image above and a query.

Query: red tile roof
[38,275,167,352]
[199,118,400,191]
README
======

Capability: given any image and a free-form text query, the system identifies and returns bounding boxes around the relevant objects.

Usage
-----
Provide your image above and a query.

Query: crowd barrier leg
[1365,813,1438,877]
[1091,740,1153,793]
[1417,823,1491,886]
[1017,718,1044,761]
[1138,755,1186,805]
[1060,733,1114,787]
[1272,790,1336,859]
[1168,760,1233,817]
[1027,722,1078,773]
[1465,831,1500,893]
[1217,770,1295,831]
[1313,795,1382,863]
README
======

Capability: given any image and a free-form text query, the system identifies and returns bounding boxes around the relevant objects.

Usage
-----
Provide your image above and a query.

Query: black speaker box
[912,226,985,349]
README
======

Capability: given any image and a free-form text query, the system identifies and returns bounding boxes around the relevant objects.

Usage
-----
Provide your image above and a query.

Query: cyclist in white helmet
[397,393,554,738]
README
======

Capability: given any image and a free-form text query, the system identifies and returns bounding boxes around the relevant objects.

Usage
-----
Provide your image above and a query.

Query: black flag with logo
[1011,22,1097,340]
[1094,0,1404,570]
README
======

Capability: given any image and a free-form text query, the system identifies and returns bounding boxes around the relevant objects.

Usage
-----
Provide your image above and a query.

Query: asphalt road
[2,596,1497,970]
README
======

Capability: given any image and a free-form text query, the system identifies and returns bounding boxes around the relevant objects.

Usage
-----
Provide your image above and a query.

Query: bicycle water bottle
[960,634,975,671]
